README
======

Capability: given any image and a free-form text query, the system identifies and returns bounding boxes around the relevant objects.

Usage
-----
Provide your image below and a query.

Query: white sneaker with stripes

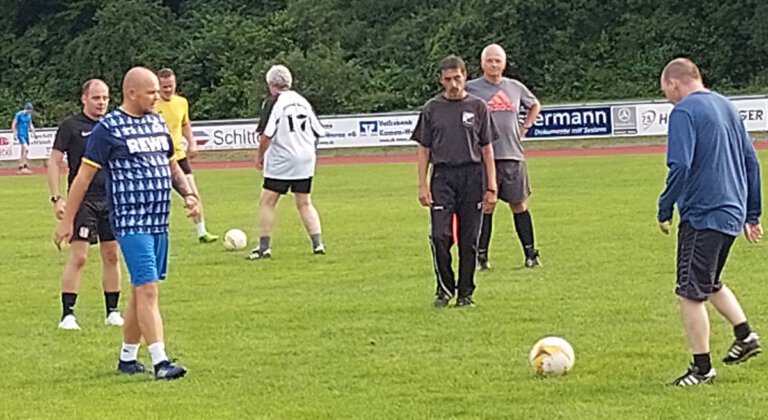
[672,364,716,387]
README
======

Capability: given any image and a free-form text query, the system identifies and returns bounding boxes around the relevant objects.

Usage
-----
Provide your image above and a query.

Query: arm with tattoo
[170,160,196,198]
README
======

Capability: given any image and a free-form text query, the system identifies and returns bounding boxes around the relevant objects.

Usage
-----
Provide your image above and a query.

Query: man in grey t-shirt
[466,43,542,269]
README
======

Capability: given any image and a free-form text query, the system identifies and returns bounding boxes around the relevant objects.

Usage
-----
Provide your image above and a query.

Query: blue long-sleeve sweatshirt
[658,91,762,237]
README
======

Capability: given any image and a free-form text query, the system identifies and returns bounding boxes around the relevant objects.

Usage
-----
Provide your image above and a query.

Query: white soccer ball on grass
[223,229,248,251]
[529,336,575,377]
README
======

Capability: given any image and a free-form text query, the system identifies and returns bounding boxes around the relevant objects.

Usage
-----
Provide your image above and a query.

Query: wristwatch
[50,195,61,204]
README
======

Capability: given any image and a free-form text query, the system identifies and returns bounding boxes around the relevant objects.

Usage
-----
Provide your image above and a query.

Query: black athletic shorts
[263,177,313,195]
[676,222,735,302]
[72,198,115,244]
[495,160,530,204]
[177,157,193,175]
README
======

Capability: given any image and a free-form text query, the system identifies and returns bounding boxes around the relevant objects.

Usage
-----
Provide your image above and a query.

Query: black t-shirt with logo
[411,94,493,166]
[52,113,106,199]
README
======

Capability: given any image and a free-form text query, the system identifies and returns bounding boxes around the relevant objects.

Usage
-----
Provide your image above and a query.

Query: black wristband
[50,195,61,204]
[486,189,497,193]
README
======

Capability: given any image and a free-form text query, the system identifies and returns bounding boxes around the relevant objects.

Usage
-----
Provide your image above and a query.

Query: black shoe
[246,248,271,260]
[723,332,762,365]
[477,254,491,271]
[117,360,146,375]
[433,293,451,308]
[671,364,716,387]
[154,360,188,380]
[525,250,542,268]
[456,296,475,308]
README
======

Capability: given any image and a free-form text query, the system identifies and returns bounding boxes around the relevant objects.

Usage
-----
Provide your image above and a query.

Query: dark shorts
[676,222,735,302]
[72,198,115,245]
[177,157,193,175]
[263,177,313,195]
[495,160,530,204]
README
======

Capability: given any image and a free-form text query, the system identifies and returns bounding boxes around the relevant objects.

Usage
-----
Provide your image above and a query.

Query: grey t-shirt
[411,94,493,166]
[466,77,538,161]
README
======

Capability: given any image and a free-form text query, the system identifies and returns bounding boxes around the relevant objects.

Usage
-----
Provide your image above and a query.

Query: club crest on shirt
[462,112,475,127]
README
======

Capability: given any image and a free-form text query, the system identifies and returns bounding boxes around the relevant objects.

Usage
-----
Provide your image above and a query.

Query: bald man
[657,58,762,386]
[55,67,200,380]
[466,44,542,270]
[48,79,124,331]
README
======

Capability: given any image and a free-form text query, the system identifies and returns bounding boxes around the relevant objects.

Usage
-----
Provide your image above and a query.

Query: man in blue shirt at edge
[658,58,763,387]
[12,102,36,174]
[54,67,200,380]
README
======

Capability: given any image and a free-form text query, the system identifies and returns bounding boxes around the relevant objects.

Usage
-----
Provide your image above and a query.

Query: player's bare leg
[100,241,123,326]
[710,286,761,364]
[186,174,218,243]
[248,189,280,259]
[295,193,324,254]
[117,290,145,374]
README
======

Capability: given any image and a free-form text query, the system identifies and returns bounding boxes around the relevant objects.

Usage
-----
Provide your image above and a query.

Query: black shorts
[263,177,313,195]
[72,198,115,244]
[495,160,530,204]
[177,157,193,175]
[676,222,735,302]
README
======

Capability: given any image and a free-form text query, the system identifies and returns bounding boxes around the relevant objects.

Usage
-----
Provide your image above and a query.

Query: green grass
[2,153,768,419]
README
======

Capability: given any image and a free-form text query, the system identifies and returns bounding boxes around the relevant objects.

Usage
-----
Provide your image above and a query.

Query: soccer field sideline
[4,141,768,177]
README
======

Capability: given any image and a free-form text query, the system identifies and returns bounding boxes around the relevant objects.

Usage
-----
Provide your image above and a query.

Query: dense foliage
[2,0,767,125]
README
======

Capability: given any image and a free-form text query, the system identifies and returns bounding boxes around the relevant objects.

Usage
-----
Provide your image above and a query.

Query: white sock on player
[196,221,207,237]
[148,342,168,366]
[120,342,139,362]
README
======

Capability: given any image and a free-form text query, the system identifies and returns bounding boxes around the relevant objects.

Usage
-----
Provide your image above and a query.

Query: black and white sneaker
[477,254,491,271]
[154,360,187,380]
[246,248,271,260]
[525,250,542,268]
[455,296,475,308]
[313,244,326,255]
[433,293,451,308]
[117,360,146,375]
[672,364,716,387]
[723,332,762,365]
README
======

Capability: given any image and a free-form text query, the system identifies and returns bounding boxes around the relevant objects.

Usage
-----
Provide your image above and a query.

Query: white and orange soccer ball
[529,336,575,377]
[223,229,248,251]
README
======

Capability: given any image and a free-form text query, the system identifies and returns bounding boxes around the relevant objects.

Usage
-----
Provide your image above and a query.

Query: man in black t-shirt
[47,79,123,330]
[411,55,498,308]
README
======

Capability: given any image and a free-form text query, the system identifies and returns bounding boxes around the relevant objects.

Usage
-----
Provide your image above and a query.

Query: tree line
[2,0,767,126]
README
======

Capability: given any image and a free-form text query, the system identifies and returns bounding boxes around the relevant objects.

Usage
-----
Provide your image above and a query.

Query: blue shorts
[17,136,29,146]
[117,233,169,287]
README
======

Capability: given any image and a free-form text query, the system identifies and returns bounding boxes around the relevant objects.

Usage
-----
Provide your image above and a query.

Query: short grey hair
[266,65,292,88]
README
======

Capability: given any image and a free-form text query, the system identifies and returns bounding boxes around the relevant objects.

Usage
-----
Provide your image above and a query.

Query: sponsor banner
[0,129,56,161]
[613,98,768,137]
[192,114,419,151]
[3,96,767,160]
[526,106,612,139]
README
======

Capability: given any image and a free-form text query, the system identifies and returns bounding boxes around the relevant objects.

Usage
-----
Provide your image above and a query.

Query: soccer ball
[223,229,247,251]
[529,336,575,377]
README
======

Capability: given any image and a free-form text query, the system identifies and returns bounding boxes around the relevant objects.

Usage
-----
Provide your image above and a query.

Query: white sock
[148,342,168,366]
[196,221,207,237]
[120,342,139,362]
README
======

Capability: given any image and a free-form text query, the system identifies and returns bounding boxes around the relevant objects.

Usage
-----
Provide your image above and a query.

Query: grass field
[2,153,768,419]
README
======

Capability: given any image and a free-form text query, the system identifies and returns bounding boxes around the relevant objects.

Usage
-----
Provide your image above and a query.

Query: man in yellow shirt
[156,68,218,243]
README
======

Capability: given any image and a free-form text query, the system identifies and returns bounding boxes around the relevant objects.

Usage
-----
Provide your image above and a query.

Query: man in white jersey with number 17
[248,65,327,260]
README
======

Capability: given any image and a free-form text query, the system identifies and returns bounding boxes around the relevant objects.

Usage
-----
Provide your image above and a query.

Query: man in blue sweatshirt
[658,58,763,387]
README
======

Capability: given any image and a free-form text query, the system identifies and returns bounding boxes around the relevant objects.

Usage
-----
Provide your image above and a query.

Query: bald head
[661,58,702,83]
[481,43,507,82]
[121,67,160,116]
[660,58,707,104]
